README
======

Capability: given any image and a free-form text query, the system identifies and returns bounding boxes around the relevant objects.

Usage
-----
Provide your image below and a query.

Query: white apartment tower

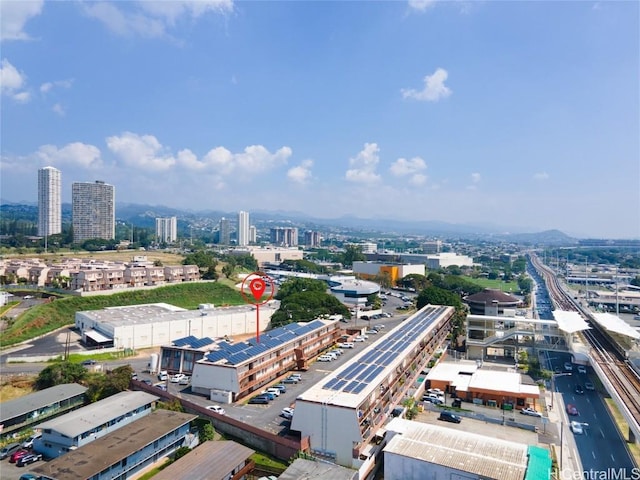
[38,166,62,236]
[218,217,231,245]
[156,217,177,243]
[249,225,257,244]
[237,211,250,246]
[72,181,115,243]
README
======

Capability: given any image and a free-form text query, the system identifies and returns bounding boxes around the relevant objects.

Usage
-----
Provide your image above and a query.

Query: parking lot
[136,312,411,436]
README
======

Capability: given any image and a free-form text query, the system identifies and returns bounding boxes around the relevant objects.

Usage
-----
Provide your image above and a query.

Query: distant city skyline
[1,1,638,239]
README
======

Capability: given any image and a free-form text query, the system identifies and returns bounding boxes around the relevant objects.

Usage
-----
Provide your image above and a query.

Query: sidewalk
[545,388,584,477]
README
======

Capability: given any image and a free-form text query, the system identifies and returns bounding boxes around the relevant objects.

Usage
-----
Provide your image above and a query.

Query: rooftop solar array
[171,336,215,349]
[203,319,327,365]
[321,305,448,396]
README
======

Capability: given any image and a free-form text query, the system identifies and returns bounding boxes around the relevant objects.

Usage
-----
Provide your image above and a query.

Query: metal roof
[591,312,640,340]
[0,383,87,423]
[384,418,529,480]
[36,390,158,438]
[202,319,332,366]
[152,440,255,480]
[298,305,454,408]
[31,410,196,480]
[278,458,357,480]
[553,310,591,333]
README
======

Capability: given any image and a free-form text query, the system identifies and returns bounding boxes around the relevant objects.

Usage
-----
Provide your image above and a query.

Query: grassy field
[464,277,520,293]
[0,282,245,347]
[604,398,640,465]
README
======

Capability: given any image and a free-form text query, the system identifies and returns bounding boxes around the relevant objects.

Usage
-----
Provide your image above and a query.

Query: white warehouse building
[290,305,454,478]
[75,302,278,350]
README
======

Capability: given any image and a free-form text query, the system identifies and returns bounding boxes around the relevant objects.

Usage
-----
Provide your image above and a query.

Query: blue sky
[1,0,638,238]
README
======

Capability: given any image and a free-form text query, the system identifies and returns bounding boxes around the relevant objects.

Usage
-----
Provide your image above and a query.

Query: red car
[9,449,30,463]
[566,404,579,416]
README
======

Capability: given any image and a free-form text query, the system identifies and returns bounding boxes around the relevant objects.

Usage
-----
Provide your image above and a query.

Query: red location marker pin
[249,278,266,301]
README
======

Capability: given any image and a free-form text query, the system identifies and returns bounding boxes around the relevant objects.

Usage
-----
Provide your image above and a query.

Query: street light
[550,372,572,409]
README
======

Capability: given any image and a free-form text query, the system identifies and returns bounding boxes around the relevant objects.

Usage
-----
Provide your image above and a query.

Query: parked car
[570,421,584,434]
[281,407,295,419]
[158,371,168,381]
[206,405,226,415]
[341,342,355,349]
[170,373,186,383]
[283,377,299,384]
[564,362,573,371]
[142,379,153,385]
[19,474,39,480]
[273,384,287,393]
[260,391,276,400]
[451,398,462,408]
[520,407,542,417]
[438,411,462,423]
[0,442,22,460]
[248,396,270,405]
[365,330,378,335]
[10,449,31,463]
[155,383,167,391]
[575,384,584,394]
[22,433,42,449]
[577,365,587,374]
[585,381,595,391]
[16,453,42,467]
[289,373,302,380]
[375,324,386,329]
[317,355,333,362]
[353,337,365,343]
[179,376,191,385]
[82,359,97,366]
[423,396,444,405]
[266,388,281,397]
[566,404,579,416]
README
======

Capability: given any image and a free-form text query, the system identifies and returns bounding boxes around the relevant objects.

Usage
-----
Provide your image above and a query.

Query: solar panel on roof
[334,379,348,390]
[365,366,383,383]
[357,365,378,382]
[348,364,367,380]
[323,378,339,390]
[343,380,362,393]
[352,383,368,394]
[339,363,359,379]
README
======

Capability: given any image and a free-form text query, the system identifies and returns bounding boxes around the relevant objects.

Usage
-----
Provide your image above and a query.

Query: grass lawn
[604,398,640,465]
[464,277,520,293]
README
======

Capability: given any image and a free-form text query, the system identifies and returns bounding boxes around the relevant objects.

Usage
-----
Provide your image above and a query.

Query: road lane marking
[611,454,615,462]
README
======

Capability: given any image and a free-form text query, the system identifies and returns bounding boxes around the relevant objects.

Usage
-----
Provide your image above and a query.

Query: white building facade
[237,211,250,246]
[72,180,115,243]
[156,216,177,243]
[38,166,62,236]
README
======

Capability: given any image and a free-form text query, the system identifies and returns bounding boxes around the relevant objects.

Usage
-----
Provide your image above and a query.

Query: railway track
[530,254,640,430]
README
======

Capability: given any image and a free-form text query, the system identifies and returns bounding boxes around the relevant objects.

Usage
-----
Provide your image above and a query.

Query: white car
[317,355,333,362]
[354,337,365,342]
[266,387,281,397]
[577,365,587,374]
[206,405,226,415]
[281,407,295,419]
[564,362,573,371]
[170,373,186,383]
[520,407,543,417]
[341,342,355,349]
[178,376,191,385]
[570,421,583,434]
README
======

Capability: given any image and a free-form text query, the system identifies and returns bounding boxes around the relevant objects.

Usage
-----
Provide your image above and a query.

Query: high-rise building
[72,181,115,243]
[270,227,298,247]
[156,217,177,243]
[303,230,322,247]
[249,225,257,244]
[38,166,62,237]
[237,211,250,246]
[218,217,231,245]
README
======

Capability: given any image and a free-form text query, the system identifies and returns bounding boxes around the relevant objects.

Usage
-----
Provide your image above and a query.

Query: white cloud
[40,79,73,94]
[0,59,30,102]
[83,0,233,38]
[389,156,426,176]
[533,172,549,181]
[401,68,452,102]
[287,159,313,184]
[106,132,176,170]
[0,0,44,41]
[409,173,428,186]
[36,142,102,169]
[471,172,481,183]
[408,0,437,13]
[52,103,65,116]
[345,143,382,184]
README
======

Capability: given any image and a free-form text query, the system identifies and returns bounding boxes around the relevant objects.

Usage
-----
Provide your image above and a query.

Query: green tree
[517,275,533,294]
[416,286,462,309]
[202,265,219,280]
[35,361,86,390]
[400,274,431,292]
[341,245,365,267]
[402,397,419,420]
[183,251,217,270]
[271,291,350,326]
[275,278,327,300]
[199,423,215,442]
[157,399,185,412]
[221,263,235,279]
